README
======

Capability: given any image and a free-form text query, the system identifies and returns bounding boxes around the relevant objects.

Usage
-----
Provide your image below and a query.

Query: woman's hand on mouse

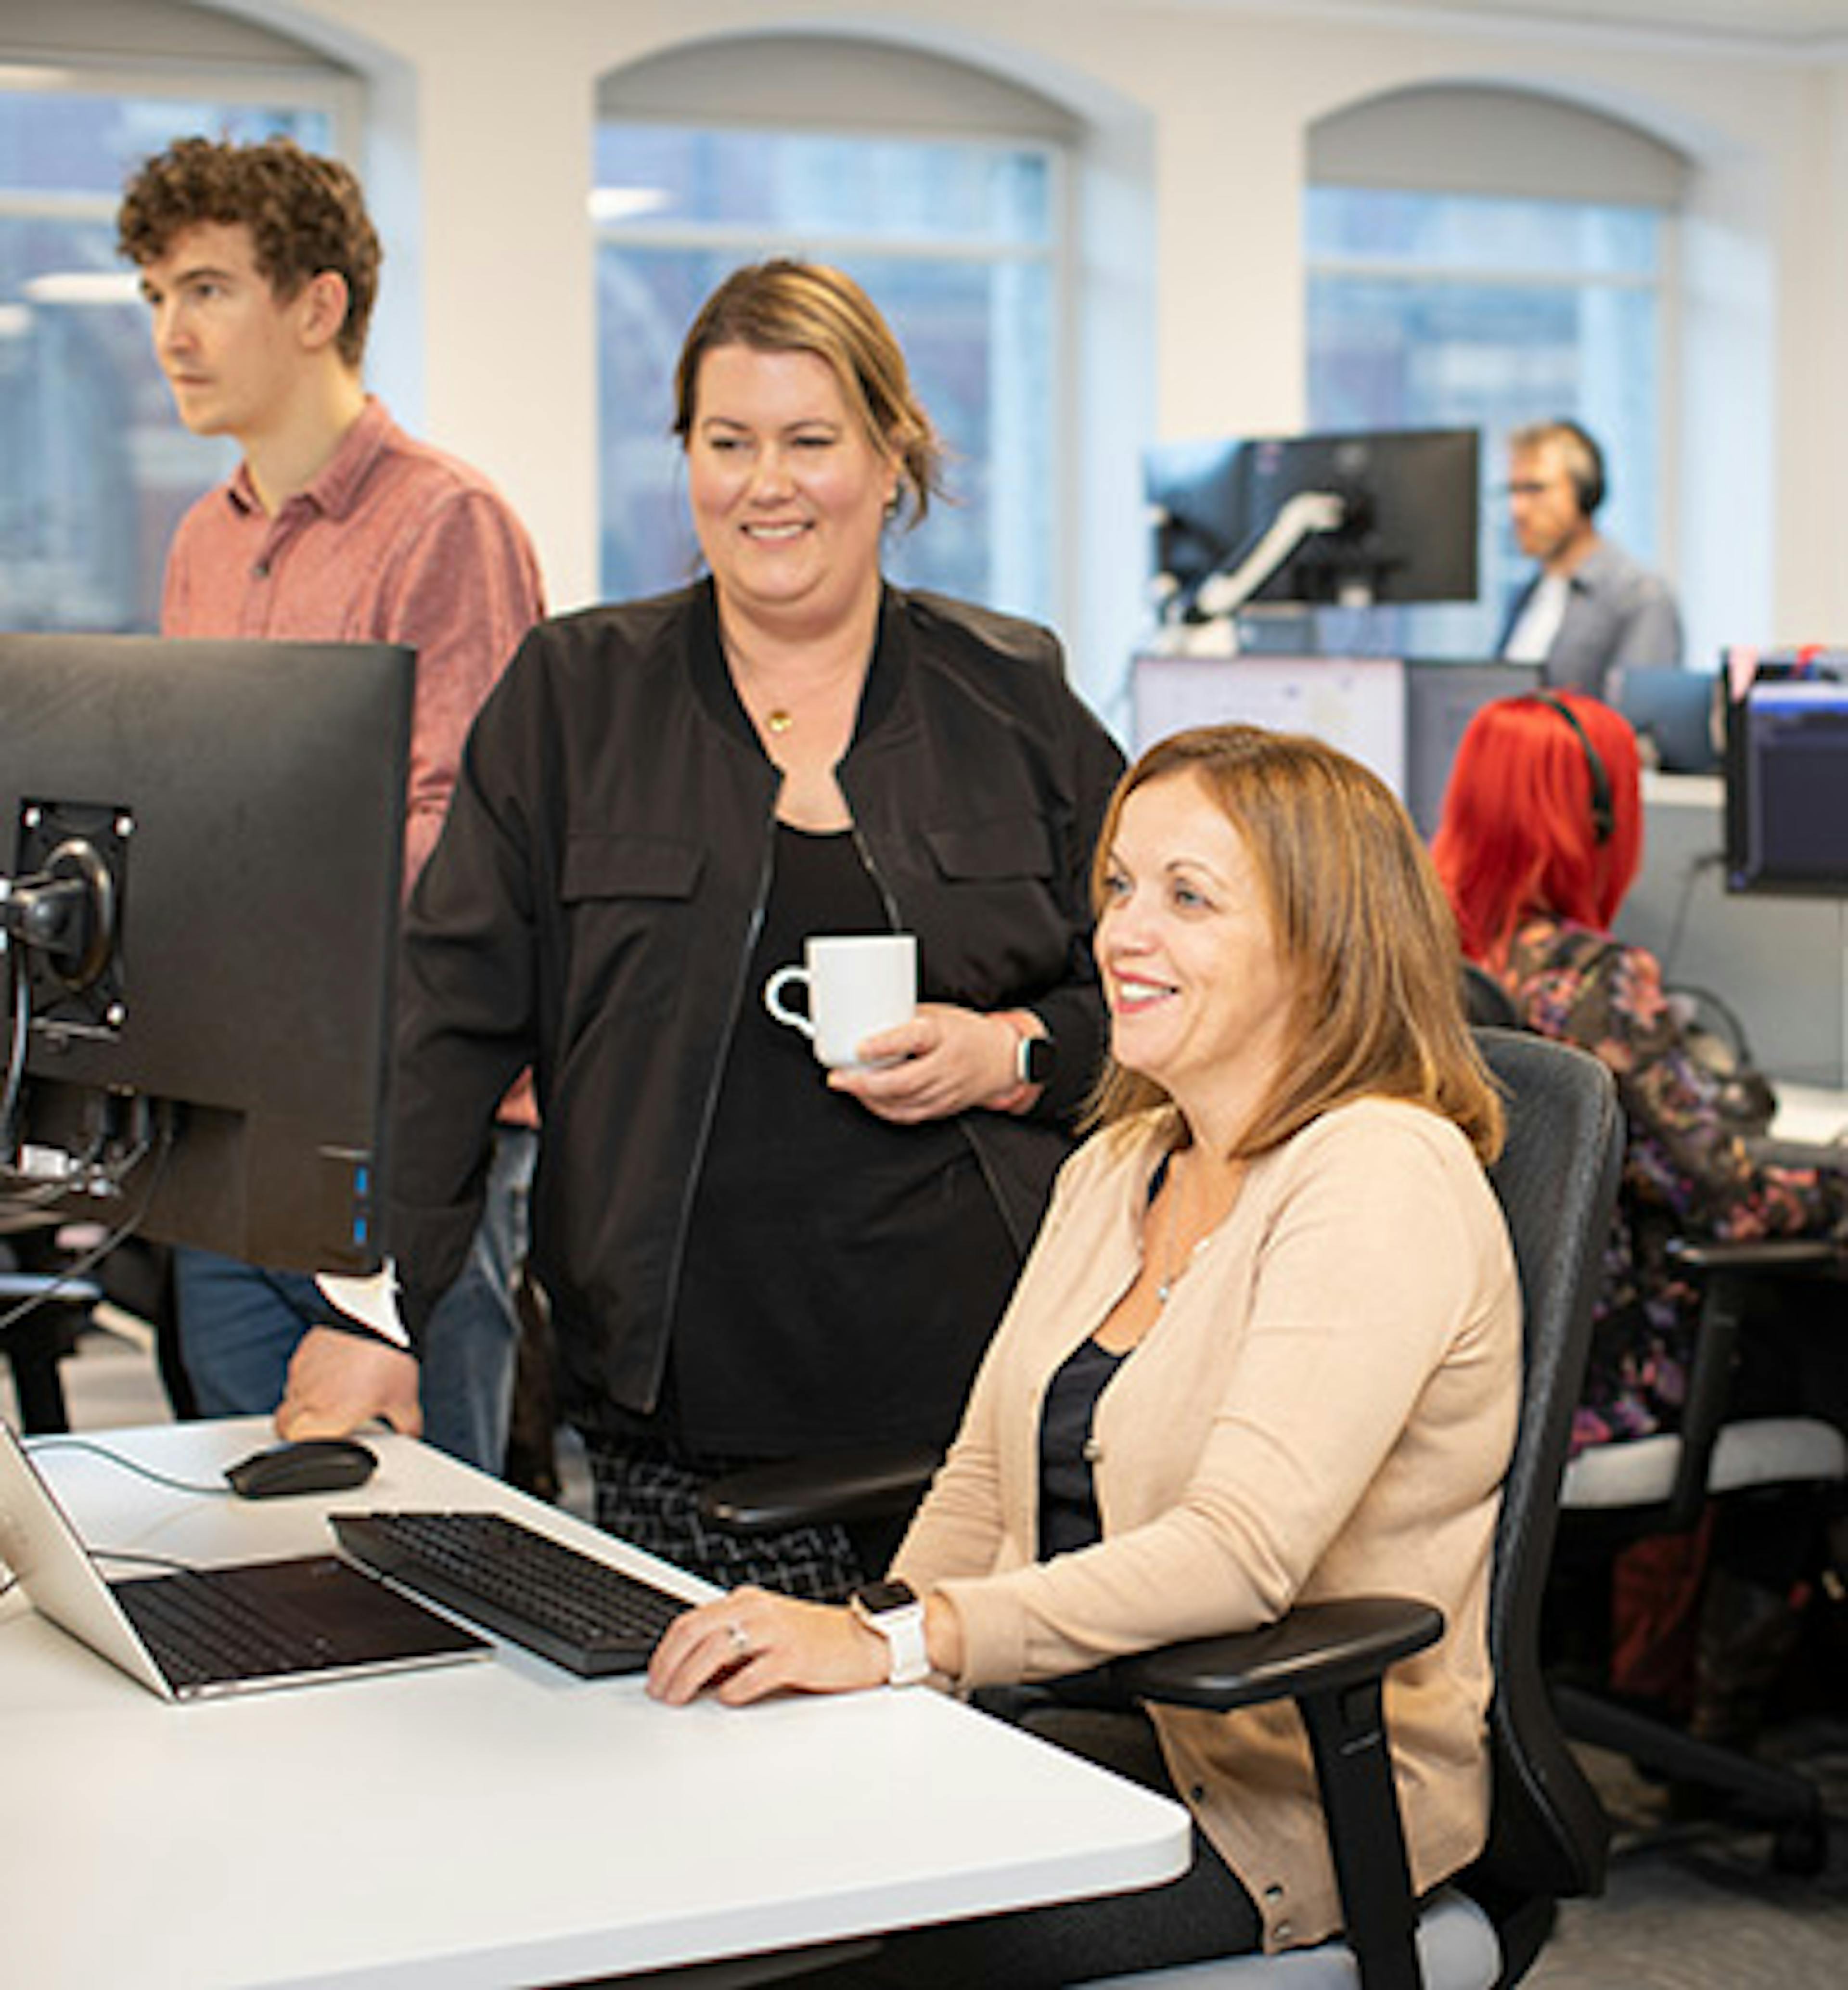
[276,1327,422,1442]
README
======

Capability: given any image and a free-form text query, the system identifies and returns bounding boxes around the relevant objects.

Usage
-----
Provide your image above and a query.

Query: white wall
[228,0,1848,703]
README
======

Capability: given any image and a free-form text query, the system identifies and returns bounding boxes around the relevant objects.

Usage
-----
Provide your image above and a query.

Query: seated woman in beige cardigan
[649,722,1521,1982]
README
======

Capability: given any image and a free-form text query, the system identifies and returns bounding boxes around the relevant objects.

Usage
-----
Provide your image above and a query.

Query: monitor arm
[0,838,117,992]
[1193,489,1348,622]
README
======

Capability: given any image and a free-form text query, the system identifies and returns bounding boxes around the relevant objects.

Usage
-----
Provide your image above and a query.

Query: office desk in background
[0,1419,1188,1990]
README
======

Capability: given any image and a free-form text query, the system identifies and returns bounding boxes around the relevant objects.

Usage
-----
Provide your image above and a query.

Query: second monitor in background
[1143,426,1480,629]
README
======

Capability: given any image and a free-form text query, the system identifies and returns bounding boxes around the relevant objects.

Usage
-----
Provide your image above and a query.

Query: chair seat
[1074,1886,1500,1988]
[1561,1416,1847,1509]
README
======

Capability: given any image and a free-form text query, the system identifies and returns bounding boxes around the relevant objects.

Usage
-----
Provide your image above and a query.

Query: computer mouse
[224,1438,379,1500]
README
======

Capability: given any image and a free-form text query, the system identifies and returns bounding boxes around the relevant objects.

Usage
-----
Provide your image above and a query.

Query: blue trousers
[174,1128,538,1473]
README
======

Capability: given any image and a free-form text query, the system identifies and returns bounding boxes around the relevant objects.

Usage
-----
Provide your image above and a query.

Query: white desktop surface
[0,1419,1189,1990]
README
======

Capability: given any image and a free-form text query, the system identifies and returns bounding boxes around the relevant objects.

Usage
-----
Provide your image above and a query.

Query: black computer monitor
[1402,658,1542,838]
[1142,435,1249,620]
[1723,658,1848,896]
[0,634,413,1270]
[1615,665,1720,774]
[1242,426,1480,608]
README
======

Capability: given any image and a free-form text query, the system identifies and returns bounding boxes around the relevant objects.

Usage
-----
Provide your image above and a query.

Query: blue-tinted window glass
[594,124,1059,619]
[594,125,1052,243]
[0,91,331,631]
[1305,186,1664,661]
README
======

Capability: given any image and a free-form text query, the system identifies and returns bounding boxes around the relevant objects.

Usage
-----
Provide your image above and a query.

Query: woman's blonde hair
[672,258,944,526]
[1091,724,1503,1163]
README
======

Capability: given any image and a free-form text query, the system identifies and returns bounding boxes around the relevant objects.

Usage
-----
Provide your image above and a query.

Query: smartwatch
[1016,1028,1056,1089]
[849,1579,931,1687]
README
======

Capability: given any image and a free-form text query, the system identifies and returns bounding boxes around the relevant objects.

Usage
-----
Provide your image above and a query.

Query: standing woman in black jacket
[276,259,1126,1595]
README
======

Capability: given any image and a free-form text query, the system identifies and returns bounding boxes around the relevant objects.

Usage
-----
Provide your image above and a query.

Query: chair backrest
[1461,963,1521,1030]
[1468,1028,1624,1908]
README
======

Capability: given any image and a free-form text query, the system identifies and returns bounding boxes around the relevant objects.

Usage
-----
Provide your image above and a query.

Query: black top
[666,822,1016,1457]
[1038,1335,1129,1559]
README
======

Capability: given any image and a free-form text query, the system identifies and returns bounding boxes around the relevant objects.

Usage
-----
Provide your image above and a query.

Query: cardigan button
[1082,1438,1103,1463]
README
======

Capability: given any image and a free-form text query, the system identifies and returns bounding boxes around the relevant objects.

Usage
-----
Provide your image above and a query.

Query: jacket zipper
[654,780,781,1395]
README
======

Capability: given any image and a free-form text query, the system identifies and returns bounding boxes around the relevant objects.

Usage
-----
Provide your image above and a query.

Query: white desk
[0,1419,1188,1990]
[1767,1080,1848,1151]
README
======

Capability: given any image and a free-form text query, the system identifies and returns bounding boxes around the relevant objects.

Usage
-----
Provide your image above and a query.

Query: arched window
[1306,84,1687,660]
[593,34,1075,623]
[0,1,357,631]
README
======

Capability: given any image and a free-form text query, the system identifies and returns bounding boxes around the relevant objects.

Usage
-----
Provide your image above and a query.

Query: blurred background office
[8,0,1848,730]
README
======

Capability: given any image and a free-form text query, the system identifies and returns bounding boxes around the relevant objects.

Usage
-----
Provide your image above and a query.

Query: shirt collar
[225,396,392,521]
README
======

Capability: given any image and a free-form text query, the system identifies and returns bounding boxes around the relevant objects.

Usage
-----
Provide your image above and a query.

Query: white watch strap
[876,1604,931,1687]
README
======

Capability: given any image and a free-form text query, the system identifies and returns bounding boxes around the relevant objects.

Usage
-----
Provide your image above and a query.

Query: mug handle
[763,965,815,1038]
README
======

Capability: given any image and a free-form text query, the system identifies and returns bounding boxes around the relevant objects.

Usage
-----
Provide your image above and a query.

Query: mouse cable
[24,1434,233,1498]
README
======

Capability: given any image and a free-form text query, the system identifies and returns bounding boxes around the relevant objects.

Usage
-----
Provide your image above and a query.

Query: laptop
[0,1424,490,1701]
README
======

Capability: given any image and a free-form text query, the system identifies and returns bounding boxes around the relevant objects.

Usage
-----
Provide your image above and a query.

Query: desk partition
[1131,652,1538,835]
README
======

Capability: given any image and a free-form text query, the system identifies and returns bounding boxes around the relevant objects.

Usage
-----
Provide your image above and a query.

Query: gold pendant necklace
[765,708,794,736]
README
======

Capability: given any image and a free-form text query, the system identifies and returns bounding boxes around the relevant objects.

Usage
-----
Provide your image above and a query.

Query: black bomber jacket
[386,579,1126,1428]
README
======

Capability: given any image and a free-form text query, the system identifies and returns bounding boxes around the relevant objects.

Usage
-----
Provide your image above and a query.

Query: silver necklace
[1153,1153,1211,1304]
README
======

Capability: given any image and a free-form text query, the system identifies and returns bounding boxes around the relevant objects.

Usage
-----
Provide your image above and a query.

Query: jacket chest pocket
[558,833,706,1021]
[912,813,1068,1005]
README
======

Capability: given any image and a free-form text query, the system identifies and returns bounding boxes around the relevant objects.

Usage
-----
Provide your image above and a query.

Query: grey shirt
[1499,534,1683,697]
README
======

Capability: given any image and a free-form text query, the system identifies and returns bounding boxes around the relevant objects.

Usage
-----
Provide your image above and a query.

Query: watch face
[854,1579,917,1616]
[1022,1034,1056,1086]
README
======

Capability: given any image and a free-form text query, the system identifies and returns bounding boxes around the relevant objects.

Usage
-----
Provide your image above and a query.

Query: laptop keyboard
[332,1511,692,1676]
[118,1565,347,1690]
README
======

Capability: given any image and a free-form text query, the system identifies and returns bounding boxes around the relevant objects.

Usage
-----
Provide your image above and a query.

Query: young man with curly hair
[117,135,544,1471]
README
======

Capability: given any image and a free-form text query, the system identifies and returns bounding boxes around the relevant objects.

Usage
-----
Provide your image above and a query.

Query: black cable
[1658,848,1723,984]
[23,1435,233,1499]
[0,1111,173,1337]
[0,945,30,1164]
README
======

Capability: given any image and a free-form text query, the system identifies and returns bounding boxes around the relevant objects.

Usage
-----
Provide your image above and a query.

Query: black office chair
[1550,1235,1846,1874]
[712,1032,1623,1990]
[1460,963,1520,1031]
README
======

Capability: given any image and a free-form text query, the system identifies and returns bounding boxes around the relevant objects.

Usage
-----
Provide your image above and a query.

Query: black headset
[1551,419,1606,517]
[1533,692,1615,844]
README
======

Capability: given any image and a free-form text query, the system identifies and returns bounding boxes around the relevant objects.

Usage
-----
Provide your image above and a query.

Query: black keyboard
[331,1511,691,1676]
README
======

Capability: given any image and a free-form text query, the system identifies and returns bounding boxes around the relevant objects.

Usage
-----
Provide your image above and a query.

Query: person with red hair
[1434,690,1845,1743]
[1434,689,1838,1454]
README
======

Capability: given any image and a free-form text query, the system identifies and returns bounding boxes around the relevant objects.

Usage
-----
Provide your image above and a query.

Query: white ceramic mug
[763,933,917,1069]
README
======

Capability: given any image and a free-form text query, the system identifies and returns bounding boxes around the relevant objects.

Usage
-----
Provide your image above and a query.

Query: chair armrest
[1114,1595,1443,1714]
[1119,1596,1444,1990]
[697,1443,941,1535]
[1668,1237,1842,1277]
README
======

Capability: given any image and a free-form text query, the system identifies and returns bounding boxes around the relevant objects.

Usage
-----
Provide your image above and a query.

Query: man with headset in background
[1498,417,1683,698]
